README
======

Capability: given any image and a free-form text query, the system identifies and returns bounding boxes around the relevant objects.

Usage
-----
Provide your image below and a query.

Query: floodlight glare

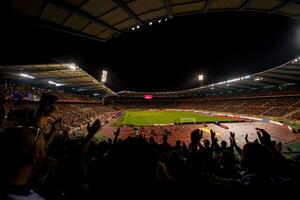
[48,81,63,87]
[132,27,135,31]
[69,63,76,70]
[149,21,153,25]
[158,19,162,23]
[19,73,34,79]
[136,25,140,29]
[254,77,263,81]
[198,74,204,81]
[101,70,108,83]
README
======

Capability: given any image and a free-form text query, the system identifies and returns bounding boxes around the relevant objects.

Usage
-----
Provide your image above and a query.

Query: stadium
[1,0,300,198]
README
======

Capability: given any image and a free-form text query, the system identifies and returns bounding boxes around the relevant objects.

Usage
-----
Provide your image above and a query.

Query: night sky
[1,9,300,92]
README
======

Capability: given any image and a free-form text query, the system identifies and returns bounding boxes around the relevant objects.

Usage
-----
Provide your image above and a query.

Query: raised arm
[44,118,62,149]
[230,132,242,156]
[80,119,101,156]
[113,127,120,145]
[245,134,249,144]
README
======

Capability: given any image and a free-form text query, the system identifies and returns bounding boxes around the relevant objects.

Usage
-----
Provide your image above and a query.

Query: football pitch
[114,110,234,126]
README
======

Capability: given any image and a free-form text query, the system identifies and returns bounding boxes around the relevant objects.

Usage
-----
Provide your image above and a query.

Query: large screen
[144,94,153,100]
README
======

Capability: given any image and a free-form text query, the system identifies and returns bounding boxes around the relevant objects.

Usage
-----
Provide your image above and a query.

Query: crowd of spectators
[1,94,299,199]
[0,81,300,199]
[0,82,99,102]
[113,96,300,119]
[113,84,300,120]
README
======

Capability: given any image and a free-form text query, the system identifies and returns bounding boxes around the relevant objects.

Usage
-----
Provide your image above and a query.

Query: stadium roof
[0,63,116,96]
[10,0,300,42]
[117,58,300,97]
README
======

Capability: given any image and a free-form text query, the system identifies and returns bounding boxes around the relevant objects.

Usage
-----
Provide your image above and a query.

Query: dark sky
[1,9,300,92]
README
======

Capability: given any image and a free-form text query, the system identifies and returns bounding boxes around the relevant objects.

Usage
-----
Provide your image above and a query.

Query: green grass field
[114,110,234,126]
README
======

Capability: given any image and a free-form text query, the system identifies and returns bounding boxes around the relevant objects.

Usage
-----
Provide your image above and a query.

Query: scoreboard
[144,94,153,100]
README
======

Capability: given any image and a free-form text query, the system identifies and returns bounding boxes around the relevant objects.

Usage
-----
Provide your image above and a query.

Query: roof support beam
[225,83,250,89]
[163,0,173,18]
[238,0,253,11]
[61,82,97,87]
[112,0,144,26]
[281,65,300,70]
[203,0,212,14]
[262,73,300,81]
[271,69,300,76]
[0,67,69,73]
[47,0,121,33]
[34,75,87,81]
[269,0,294,14]
[13,12,106,42]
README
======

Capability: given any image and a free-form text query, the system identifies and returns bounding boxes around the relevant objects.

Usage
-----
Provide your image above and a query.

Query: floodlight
[69,63,76,70]
[19,73,34,79]
[101,70,108,83]
[254,77,263,81]
[198,74,204,81]
[48,81,63,87]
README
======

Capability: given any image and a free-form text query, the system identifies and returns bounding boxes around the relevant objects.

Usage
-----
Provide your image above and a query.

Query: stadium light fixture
[132,27,135,31]
[254,77,263,81]
[69,63,76,70]
[101,70,108,83]
[136,25,140,29]
[19,73,34,79]
[158,19,162,23]
[149,21,153,25]
[48,80,64,87]
[198,74,204,81]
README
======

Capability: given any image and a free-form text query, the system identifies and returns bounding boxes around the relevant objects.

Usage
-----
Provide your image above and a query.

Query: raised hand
[256,128,271,146]
[211,130,216,139]
[114,127,120,137]
[230,134,237,147]
[87,119,101,135]
[191,129,202,143]
[245,134,249,143]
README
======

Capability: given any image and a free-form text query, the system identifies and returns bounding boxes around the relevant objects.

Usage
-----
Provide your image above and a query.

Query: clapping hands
[87,119,101,135]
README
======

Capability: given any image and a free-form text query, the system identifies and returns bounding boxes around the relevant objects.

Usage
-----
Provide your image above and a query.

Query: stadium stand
[2,0,300,198]
[0,60,300,198]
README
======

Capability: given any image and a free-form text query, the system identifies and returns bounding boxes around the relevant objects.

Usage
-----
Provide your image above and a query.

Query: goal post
[180,118,196,125]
